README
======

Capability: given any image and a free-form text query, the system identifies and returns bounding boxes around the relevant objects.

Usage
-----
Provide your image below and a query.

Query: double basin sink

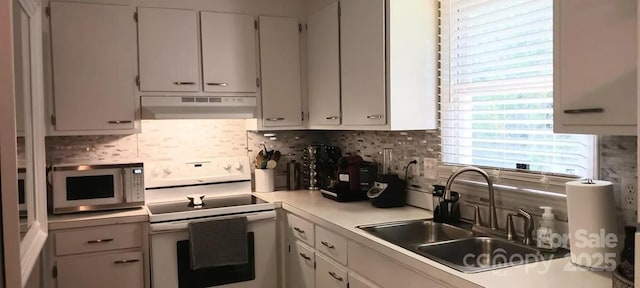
[358,219,565,273]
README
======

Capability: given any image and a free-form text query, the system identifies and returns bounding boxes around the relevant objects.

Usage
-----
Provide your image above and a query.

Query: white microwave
[51,162,144,214]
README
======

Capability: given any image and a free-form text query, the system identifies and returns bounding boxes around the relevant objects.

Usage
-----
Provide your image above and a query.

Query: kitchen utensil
[287,161,301,190]
[266,160,277,169]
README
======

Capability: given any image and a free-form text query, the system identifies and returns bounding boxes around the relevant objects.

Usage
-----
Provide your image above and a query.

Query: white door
[340,0,386,126]
[138,7,200,92]
[201,12,257,93]
[315,254,347,288]
[307,2,341,126]
[56,251,144,288]
[288,241,315,288]
[49,1,136,131]
[554,0,637,130]
[259,16,303,127]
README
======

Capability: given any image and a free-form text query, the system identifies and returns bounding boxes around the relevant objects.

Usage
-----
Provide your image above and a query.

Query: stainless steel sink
[417,237,544,273]
[358,219,473,250]
[358,220,567,273]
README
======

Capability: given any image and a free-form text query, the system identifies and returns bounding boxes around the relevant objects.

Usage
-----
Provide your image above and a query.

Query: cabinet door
[259,16,303,127]
[554,0,637,134]
[307,2,341,126]
[57,251,143,288]
[348,272,381,288]
[50,1,136,131]
[287,241,315,288]
[315,254,347,288]
[340,0,386,126]
[201,12,257,93]
[138,8,199,92]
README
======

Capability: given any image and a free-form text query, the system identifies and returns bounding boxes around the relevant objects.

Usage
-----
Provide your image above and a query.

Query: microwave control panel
[128,167,145,202]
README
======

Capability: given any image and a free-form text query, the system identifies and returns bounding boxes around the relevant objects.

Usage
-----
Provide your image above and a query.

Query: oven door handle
[150,210,276,232]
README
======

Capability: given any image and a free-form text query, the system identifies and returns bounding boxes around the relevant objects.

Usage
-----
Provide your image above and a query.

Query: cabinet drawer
[55,224,141,256]
[349,272,381,288]
[316,254,348,288]
[315,226,347,265]
[287,213,314,247]
[348,241,446,288]
[57,251,144,288]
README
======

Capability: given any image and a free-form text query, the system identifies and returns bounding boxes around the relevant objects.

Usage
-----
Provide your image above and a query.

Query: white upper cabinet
[138,8,200,92]
[340,0,386,126]
[307,2,341,126]
[306,0,438,130]
[49,1,137,132]
[201,12,258,93]
[258,16,303,127]
[554,0,637,135]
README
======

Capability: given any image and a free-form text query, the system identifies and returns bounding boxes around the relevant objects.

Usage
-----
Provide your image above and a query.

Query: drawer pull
[114,259,140,264]
[321,241,335,249]
[107,120,133,124]
[563,108,604,114]
[299,253,311,261]
[87,238,114,244]
[329,271,343,281]
[293,227,305,234]
[173,81,196,85]
[366,114,383,119]
[206,82,228,86]
[325,116,339,120]
[265,117,286,121]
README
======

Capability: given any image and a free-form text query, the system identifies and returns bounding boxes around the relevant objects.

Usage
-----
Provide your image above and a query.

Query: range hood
[141,96,256,119]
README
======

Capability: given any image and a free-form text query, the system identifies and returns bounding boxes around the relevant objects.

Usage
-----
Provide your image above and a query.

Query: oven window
[176,232,255,288]
[66,175,115,200]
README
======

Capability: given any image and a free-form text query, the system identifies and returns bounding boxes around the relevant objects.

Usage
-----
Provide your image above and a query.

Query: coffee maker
[321,155,369,202]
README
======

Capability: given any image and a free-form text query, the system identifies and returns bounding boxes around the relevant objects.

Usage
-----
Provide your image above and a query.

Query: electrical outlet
[423,158,438,179]
[408,157,420,177]
[621,178,637,210]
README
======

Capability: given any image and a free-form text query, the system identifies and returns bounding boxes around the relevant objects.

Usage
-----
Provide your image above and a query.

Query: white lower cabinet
[288,240,315,288]
[348,272,380,288]
[316,254,348,288]
[56,251,143,288]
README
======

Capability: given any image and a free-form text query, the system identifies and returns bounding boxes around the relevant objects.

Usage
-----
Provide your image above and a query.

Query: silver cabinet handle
[325,116,339,120]
[563,108,604,114]
[108,120,133,124]
[266,118,286,121]
[293,227,305,234]
[299,253,311,261]
[206,82,228,86]
[329,271,343,281]
[173,81,196,85]
[321,241,334,249]
[114,259,140,264]
[366,114,383,119]
[87,238,114,244]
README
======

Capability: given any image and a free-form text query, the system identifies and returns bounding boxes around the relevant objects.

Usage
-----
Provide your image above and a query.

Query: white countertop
[48,206,149,230]
[254,190,613,288]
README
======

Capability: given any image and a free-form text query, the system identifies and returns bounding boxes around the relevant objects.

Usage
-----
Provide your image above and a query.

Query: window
[439,0,595,178]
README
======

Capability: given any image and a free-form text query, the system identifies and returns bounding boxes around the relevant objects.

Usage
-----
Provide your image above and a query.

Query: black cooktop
[147,194,267,215]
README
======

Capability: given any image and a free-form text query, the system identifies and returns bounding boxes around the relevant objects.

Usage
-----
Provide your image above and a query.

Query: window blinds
[439,0,595,177]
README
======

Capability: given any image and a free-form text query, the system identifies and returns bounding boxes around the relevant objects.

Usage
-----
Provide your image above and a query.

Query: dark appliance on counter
[359,162,378,193]
[321,155,370,202]
[366,173,407,208]
[302,144,341,190]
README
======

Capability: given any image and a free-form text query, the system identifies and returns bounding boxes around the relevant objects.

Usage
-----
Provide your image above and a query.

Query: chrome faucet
[444,166,498,230]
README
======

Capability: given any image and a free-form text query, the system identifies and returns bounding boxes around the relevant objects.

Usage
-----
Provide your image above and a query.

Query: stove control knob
[235,162,243,171]
[163,167,172,175]
[223,163,232,170]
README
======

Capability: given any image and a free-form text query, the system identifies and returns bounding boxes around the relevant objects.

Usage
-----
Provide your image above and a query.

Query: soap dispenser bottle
[536,206,556,251]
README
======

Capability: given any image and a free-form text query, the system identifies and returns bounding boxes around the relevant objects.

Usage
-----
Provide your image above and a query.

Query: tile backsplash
[44,120,638,226]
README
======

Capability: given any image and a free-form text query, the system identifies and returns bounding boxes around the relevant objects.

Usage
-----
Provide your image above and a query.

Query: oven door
[150,210,277,288]
[52,168,126,213]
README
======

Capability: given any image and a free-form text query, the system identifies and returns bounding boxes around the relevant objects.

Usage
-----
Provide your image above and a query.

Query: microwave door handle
[121,168,127,202]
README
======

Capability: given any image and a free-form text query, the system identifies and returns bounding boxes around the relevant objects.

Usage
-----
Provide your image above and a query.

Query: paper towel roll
[566,180,617,270]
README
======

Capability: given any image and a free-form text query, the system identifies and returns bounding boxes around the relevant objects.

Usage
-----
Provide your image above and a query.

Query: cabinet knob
[173,81,196,85]
[206,82,228,87]
[366,114,383,119]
